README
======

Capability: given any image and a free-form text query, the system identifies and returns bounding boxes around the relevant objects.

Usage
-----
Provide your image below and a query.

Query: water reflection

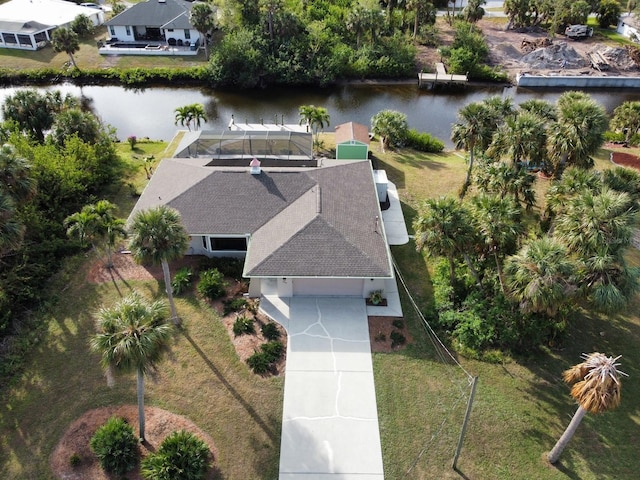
[0,84,639,146]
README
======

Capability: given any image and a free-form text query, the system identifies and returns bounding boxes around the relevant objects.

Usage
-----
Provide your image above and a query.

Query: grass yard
[372,143,640,479]
[1,136,639,479]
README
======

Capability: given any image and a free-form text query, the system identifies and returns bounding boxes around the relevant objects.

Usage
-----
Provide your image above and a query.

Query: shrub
[198,256,244,280]
[89,416,138,475]
[141,430,210,480]
[261,321,281,341]
[69,453,81,467]
[197,269,227,301]
[171,267,193,295]
[247,351,271,373]
[406,129,445,153]
[390,330,406,348]
[233,315,255,336]
[261,340,284,362]
[223,297,248,315]
[392,319,404,329]
[127,135,137,150]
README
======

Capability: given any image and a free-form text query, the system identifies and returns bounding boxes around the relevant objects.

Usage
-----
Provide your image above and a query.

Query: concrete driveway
[260,296,384,479]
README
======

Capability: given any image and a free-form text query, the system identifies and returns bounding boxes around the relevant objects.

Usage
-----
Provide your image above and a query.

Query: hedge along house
[0,0,104,50]
[129,127,396,300]
[335,122,370,160]
[101,0,201,55]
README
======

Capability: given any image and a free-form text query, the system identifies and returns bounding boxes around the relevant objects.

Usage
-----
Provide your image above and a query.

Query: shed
[335,122,370,160]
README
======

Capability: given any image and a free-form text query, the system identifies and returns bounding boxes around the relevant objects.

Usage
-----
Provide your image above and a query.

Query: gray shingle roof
[105,0,193,28]
[131,158,392,279]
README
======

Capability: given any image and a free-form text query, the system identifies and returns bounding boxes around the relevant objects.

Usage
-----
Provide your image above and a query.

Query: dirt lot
[416,18,640,82]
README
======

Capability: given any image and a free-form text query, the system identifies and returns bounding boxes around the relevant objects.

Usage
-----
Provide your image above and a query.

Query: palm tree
[0,190,24,255]
[518,99,557,122]
[91,292,174,442]
[0,144,36,204]
[371,109,408,152]
[548,352,627,464]
[451,102,493,198]
[488,110,547,170]
[504,237,576,316]
[90,200,127,268]
[190,2,216,60]
[475,161,536,210]
[610,101,640,144]
[413,196,479,287]
[51,27,80,68]
[463,0,486,22]
[545,167,602,219]
[406,0,436,38]
[470,194,524,293]
[128,206,189,325]
[548,92,607,175]
[174,104,208,131]
[299,105,330,151]
[64,209,100,249]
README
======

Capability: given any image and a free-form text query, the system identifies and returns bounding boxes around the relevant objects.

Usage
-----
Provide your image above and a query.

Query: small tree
[371,110,408,152]
[51,27,80,68]
[597,0,622,28]
[71,14,95,37]
[190,2,216,60]
[548,353,627,463]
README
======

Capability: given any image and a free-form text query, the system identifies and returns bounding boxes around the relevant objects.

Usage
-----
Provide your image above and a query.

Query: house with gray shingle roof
[130,135,396,299]
[102,0,201,54]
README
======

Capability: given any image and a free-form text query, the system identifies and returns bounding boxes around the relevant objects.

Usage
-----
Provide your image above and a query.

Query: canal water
[1,84,639,147]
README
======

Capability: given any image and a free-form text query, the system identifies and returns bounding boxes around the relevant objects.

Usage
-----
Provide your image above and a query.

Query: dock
[418,63,468,89]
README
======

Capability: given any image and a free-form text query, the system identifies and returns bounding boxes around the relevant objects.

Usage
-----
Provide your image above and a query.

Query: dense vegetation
[0,89,124,377]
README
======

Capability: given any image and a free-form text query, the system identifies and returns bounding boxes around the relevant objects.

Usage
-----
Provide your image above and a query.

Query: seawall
[517,74,640,88]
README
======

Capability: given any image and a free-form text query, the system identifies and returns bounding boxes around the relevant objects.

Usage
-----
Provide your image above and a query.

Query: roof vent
[250,157,261,175]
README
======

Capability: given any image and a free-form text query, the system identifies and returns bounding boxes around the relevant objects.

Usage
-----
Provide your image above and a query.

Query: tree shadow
[180,330,277,444]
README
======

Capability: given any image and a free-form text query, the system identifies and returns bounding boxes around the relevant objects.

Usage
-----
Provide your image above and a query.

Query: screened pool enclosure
[175,130,315,167]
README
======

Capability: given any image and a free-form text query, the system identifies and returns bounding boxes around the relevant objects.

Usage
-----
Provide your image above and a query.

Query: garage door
[292,278,364,297]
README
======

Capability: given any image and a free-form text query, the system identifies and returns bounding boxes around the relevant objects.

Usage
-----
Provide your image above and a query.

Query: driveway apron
[262,296,384,479]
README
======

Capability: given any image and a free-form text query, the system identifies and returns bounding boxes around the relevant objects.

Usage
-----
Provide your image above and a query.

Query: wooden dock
[418,63,468,89]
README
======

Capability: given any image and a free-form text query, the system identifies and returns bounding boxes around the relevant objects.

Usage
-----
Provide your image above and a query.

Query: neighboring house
[335,122,370,160]
[129,129,397,299]
[617,14,640,41]
[101,0,200,55]
[0,0,104,50]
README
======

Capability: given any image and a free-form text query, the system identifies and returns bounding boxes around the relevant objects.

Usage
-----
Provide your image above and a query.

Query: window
[184,29,190,39]
[167,28,174,32]
[203,237,248,252]
[109,26,115,36]
[125,26,130,36]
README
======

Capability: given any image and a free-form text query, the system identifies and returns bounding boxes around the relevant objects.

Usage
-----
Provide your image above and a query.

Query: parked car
[80,2,104,10]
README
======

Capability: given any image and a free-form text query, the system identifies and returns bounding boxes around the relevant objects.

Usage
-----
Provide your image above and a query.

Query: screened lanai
[175,130,315,167]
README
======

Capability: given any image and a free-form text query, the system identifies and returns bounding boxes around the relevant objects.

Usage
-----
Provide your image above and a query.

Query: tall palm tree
[470,194,524,293]
[488,110,547,170]
[545,167,602,219]
[548,92,607,175]
[51,27,80,68]
[548,352,627,464]
[128,206,189,325]
[413,196,479,287]
[518,99,558,122]
[190,2,216,60]
[475,160,536,210]
[504,237,576,316]
[174,104,208,131]
[451,102,493,198]
[298,105,330,136]
[91,292,174,442]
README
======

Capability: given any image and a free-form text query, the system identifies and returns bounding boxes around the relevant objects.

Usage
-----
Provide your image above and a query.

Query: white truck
[564,24,594,40]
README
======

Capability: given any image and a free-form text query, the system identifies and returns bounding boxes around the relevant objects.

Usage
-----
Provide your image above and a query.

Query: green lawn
[1,138,639,479]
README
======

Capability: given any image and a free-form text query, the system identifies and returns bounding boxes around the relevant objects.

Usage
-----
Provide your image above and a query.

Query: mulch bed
[610,150,640,171]
[50,405,220,480]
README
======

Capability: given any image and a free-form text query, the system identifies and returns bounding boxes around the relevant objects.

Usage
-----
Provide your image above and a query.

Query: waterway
[1,84,640,147]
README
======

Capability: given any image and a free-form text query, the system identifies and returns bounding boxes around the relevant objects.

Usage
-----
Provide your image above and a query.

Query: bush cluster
[247,340,285,374]
[89,416,139,475]
[260,322,281,341]
[171,267,193,295]
[233,315,255,336]
[223,297,248,315]
[197,268,227,301]
[405,129,445,153]
[141,430,210,480]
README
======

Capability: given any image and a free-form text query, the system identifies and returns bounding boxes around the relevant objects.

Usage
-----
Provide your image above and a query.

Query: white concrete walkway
[261,297,384,479]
